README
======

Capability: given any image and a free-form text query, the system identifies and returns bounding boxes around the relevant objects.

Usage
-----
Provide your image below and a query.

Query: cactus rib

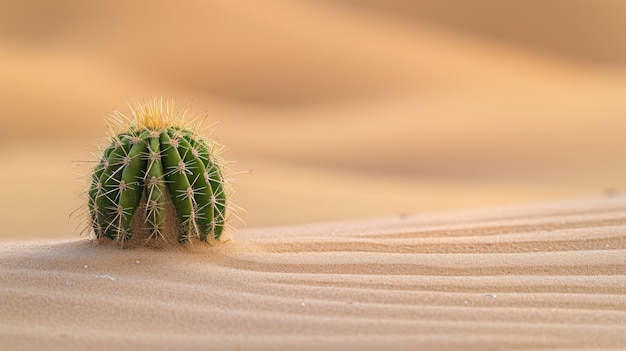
[144,134,166,240]
[189,138,227,239]
[160,129,195,242]
[177,136,214,240]
[87,144,116,238]
[117,131,149,240]
[95,135,133,239]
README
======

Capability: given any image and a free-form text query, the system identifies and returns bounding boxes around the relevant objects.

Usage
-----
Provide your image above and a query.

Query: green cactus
[87,99,231,245]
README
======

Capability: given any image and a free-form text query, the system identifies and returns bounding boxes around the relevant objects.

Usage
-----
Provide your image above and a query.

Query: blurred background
[1,0,625,239]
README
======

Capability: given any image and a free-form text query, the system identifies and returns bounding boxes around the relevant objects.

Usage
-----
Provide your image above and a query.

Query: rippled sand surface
[2,196,625,350]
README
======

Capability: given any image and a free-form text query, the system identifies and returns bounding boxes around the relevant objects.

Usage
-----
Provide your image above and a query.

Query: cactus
[86,99,231,245]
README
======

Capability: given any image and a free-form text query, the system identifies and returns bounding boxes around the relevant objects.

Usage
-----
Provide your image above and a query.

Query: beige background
[1,0,625,239]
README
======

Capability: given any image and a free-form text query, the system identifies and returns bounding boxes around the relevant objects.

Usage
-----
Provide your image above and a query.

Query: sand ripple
[1,197,625,350]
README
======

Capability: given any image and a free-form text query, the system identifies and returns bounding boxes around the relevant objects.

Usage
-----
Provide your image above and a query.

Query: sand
[1,1,626,349]
[2,196,625,350]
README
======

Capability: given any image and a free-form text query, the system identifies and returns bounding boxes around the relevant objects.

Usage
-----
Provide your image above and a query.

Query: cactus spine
[87,99,230,244]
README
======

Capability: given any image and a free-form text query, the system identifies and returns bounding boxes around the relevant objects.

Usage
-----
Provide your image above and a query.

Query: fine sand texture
[1,1,626,349]
[1,196,625,350]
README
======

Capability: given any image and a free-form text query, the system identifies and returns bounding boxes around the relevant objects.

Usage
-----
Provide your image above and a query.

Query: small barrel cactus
[87,99,232,245]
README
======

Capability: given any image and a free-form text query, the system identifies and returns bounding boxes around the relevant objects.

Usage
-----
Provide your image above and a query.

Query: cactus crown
[86,98,232,246]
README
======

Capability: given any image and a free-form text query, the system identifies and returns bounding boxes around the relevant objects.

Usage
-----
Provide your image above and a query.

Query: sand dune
[1,1,626,349]
[328,0,626,65]
[1,196,625,350]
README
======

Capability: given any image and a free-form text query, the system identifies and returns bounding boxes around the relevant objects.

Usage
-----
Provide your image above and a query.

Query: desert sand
[1,0,626,349]
[2,196,625,350]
